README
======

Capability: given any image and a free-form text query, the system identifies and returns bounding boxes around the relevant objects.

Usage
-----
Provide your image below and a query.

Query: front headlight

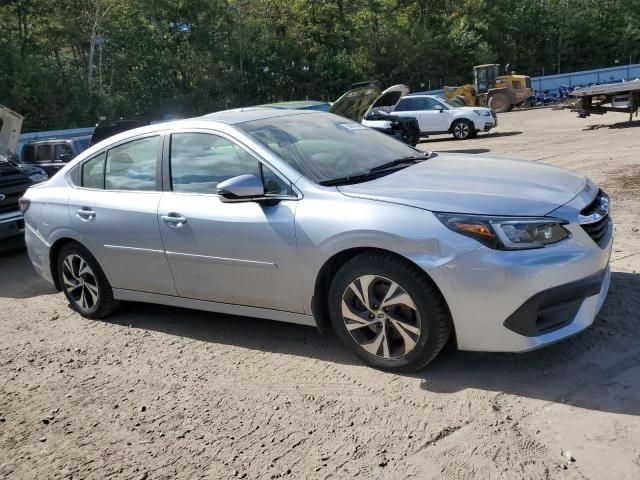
[28,173,48,184]
[435,213,570,250]
[473,110,492,117]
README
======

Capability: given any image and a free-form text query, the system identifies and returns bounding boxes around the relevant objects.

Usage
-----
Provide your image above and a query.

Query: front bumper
[473,115,496,132]
[427,221,612,352]
[0,210,25,242]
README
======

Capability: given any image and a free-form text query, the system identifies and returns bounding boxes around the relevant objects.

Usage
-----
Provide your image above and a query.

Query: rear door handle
[76,208,96,221]
[161,213,187,228]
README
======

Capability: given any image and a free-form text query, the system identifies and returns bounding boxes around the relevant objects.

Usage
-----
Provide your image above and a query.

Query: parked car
[258,100,332,111]
[90,119,150,147]
[1,105,47,246]
[393,94,497,140]
[21,136,91,176]
[330,82,421,146]
[22,109,612,371]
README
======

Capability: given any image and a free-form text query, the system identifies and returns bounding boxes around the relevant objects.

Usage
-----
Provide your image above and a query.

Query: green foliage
[0,0,638,131]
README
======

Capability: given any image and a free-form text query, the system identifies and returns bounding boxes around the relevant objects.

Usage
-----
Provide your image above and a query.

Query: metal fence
[415,63,640,97]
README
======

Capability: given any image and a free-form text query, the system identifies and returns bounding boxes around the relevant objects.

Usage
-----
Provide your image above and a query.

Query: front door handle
[76,208,96,221]
[161,213,187,228]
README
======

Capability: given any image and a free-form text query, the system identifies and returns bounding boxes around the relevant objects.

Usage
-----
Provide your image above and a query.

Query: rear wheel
[488,93,511,113]
[57,242,119,319]
[328,252,451,372]
[451,119,475,140]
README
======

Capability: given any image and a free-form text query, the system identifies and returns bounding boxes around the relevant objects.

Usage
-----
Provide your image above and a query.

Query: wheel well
[448,117,473,133]
[49,238,77,291]
[311,247,452,338]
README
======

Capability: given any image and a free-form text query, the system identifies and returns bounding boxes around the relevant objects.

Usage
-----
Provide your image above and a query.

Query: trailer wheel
[489,93,511,113]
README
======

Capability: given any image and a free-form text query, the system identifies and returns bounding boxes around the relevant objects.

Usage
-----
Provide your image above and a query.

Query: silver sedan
[22,109,612,371]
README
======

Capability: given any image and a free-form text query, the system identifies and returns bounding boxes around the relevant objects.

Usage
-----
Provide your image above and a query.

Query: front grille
[579,190,610,247]
[0,192,21,214]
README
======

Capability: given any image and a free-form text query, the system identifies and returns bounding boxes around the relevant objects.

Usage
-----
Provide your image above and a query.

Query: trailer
[571,79,640,121]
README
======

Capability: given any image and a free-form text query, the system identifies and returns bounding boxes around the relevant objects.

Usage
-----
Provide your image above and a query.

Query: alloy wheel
[62,254,100,311]
[454,122,470,139]
[341,275,422,359]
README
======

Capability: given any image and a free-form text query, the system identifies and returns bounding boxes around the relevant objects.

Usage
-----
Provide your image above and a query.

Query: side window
[170,133,260,194]
[82,152,106,189]
[394,98,414,112]
[261,164,290,195]
[22,145,35,163]
[54,143,74,162]
[413,97,442,110]
[105,136,159,191]
[36,145,52,162]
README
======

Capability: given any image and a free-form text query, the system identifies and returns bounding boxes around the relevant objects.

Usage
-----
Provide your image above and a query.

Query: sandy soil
[1,108,639,480]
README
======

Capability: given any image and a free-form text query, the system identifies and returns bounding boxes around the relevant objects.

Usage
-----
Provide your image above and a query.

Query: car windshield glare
[238,113,420,184]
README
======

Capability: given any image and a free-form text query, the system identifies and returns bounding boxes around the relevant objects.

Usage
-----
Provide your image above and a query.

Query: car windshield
[438,97,461,109]
[238,113,422,184]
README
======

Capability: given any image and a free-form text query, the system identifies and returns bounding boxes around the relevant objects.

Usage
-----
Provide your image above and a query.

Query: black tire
[451,119,475,140]
[57,242,119,319]
[488,93,510,113]
[328,251,452,372]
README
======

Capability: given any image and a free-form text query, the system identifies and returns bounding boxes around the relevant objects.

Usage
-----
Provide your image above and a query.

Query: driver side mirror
[434,105,444,112]
[217,174,265,203]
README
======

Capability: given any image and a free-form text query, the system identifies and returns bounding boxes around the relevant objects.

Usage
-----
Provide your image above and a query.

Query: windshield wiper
[319,152,434,187]
[319,171,382,186]
[368,152,433,174]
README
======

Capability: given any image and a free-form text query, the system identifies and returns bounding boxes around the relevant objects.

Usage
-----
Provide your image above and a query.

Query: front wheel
[57,242,119,319]
[451,119,475,140]
[328,252,452,372]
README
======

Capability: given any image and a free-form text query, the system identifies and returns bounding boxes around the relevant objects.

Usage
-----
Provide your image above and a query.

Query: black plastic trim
[503,269,605,337]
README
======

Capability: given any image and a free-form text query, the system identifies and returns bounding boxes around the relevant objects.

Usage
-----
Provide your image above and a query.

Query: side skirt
[112,288,317,327]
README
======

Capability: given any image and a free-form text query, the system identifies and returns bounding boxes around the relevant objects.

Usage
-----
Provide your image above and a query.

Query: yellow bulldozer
[444,64,532,113]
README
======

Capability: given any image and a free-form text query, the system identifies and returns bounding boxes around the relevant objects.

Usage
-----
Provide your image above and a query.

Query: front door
[413,97,450,132]
[68,134,177,296]
[157,131,304,313]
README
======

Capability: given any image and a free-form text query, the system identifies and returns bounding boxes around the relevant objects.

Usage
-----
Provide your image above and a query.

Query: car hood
[337,153,587,216]
[0,105,24,156]
[330,84,409,122]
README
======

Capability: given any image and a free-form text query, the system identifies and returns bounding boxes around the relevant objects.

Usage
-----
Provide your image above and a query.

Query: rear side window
[170,133,260,194]
[36,145,52,162]
[82,152,106,189]
[394,98,414,112]
[54,143,74,161]
[105,136,159,191]
[22,145,35,163]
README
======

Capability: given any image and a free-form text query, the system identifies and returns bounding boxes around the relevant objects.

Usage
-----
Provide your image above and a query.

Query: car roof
[201,108,315,124]
[257,101,328,109]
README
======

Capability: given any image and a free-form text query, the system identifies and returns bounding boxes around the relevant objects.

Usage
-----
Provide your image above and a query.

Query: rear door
[157,130,304,313]
[68,134,176,296]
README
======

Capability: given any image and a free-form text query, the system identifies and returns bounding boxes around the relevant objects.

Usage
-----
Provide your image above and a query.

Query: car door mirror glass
[217,174,265,202]
[434,104,444,112]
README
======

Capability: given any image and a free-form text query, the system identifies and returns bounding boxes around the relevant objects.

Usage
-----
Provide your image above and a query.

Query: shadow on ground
[3,250,639,415]
[422,131,522,143]
[584,120,640,130]
[0,247,57,298]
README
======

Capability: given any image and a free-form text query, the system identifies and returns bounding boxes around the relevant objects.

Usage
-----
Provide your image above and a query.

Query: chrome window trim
[68,131,165,193]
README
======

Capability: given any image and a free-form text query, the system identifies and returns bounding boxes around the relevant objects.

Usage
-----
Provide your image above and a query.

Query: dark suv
[21,136,91,176]
[0,157,33,246]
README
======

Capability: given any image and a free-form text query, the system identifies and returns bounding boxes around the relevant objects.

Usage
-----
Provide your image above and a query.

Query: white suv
[393,94,497,140]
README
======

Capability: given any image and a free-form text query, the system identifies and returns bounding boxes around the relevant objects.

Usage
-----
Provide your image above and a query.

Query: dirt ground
[1,108,639,480]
